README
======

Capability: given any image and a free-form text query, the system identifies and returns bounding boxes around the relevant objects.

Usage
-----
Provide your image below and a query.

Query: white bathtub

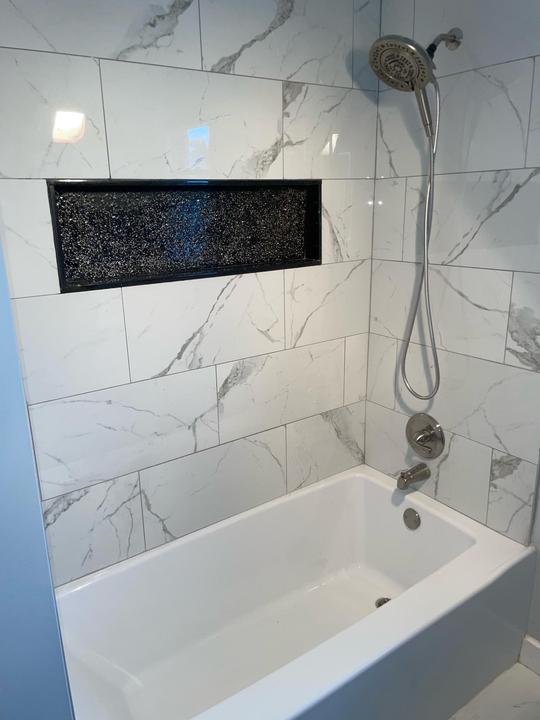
[56,465,535,720]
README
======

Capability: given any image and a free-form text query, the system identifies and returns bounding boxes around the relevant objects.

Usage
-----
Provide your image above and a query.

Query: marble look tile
[395,342,540,464]
[283,82,377,179]
[101,60,282,179]
[527,58,540,167]
[285,261,370,348]
[371,261,512,362]
[0,180,58,298]
[14,290,130,404]
[365,402,492,522]
[450,663,540,720]
[200,0,354,87]
[141,427,286,550]
[352,0,381,91]
[0,49,108,179]
[487,451,538,545]
[415,0,540,76]
[217,339,344,443]
[287,402,365,492]
[506,273,540,373]
[43,473,144,587]
[322,180,373,263]
[380,0,414,37]
[403,169,540,273]
[31,367,218,500]
[123,272,284,382]
[377,60,533,178]
[367,333,397,409]
[344,333,368,404]
[372,178,406,260]
[0,0,201,70]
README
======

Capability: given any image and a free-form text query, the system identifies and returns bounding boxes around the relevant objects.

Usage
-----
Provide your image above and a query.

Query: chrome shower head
[368,35,434,92]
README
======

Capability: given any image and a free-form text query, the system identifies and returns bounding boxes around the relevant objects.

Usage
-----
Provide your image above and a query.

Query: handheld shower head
[369,34,436,137]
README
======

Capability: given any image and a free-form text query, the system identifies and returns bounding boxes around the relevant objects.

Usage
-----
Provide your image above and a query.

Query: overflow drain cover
[375,597,391,608]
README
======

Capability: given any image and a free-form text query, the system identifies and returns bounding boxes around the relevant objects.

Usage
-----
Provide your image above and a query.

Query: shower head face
[369,35,434,91]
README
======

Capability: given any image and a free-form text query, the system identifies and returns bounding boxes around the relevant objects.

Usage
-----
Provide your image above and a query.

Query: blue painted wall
[0,248,74,719]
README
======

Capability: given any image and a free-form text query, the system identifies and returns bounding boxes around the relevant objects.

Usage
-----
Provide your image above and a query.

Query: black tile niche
[48,179,321,292]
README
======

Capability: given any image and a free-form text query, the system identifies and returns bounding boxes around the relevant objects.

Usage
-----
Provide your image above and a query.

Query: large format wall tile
[371,261,512,362]
[505,273,540,372]
[141,427,286,550]
[123,272,285,381]
[487,451,538,545]
[527,58,540,167]
[344,333,368,404]
[367,333,397,408]
[101,60,283,179]
[14,290,130,404]
[372,178,406,260]
[0,0,202,70]
[0,49,108,178]
[415,0,540,76]
[43,473,144,586]
[394,343,540,464]
[287,402,365,491]
[380,0,414,37]
[283,82,377,179]
[322,180,373,263]
[285,261,370,348]
[377,60,533,177]
[352,0,381,91]
[0,180,59,298]
[365,402,493,523]
[403,169,540,272]
[31,367,218,500]
[217,339,344,443]
[200,0,353,87]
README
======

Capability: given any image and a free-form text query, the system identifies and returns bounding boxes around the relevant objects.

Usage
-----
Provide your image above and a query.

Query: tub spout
[397,463,430,491]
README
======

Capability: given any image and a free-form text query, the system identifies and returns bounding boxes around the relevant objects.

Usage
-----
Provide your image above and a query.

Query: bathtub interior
[58,468,477,720]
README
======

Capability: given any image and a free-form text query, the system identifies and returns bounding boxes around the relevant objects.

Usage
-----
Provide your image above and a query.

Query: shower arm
[426,28,463,59]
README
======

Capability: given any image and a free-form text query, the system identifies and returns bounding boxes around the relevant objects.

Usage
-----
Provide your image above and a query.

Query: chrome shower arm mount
[426,27,463,58]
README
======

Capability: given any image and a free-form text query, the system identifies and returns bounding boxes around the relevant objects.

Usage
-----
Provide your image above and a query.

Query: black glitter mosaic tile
[48,180,321,292]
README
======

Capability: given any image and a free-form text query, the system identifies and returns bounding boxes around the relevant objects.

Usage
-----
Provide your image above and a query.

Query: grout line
[197,0,204,71]
[42,397,366,502]
[503,271,516,361]
[97,59,112,179]
[284,422,289,493]
[341,334,347,405]
[214,364,221,444]
[401,177,407,261]
[525,57,537,165]
[137,472,147,551]
[485,449,494,525]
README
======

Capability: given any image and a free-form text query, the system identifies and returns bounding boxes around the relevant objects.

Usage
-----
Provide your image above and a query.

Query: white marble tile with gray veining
[365,402,492,522]
[0,180,59,298]
[283,81,377,179]
[322,180,373,263]
[403,169,540,272]
[371,260,512,362]
[377,59,533,178]
[101,60,283,179]
[352,0,381,91]
[200,0,353,87]
[372,178,406,260]
[43,473,144,587]
[0,49,108,179]
[217,339,344,443]
[123,272,284,382]
[0,0,202,70]
[487,451,538,545]
[344,333,368,404]
[14,290,130,404]
[505,273,540,373]
[450,663,540,720]
[287,402,365,492]
[395,341,540,464]
[31,367,219,500]
[380,0,413,37]
[141,427,286,550]
[367,333,397,409]
[285,261,370,348]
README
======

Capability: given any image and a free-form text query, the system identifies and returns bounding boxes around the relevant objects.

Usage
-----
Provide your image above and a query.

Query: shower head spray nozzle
[368,35,434,92]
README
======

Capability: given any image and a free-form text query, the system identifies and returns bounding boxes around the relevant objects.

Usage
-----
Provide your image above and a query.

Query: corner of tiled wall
[0,0,381,586]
